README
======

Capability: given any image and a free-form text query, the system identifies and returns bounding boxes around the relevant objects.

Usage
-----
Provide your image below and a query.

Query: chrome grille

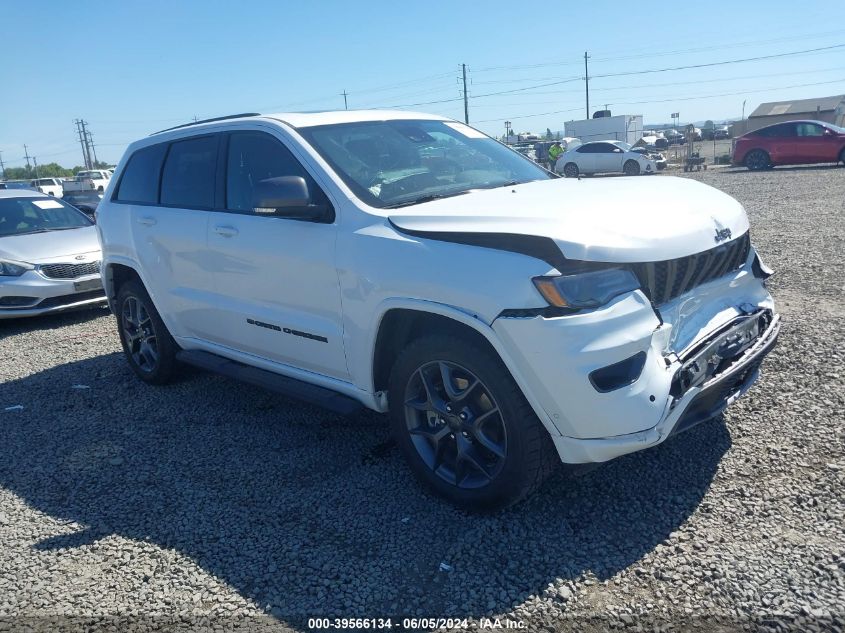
[39,261,101,280]
[630,232,751,305]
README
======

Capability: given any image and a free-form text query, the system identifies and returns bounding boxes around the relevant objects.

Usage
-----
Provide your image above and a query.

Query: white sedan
[555,140,658,177]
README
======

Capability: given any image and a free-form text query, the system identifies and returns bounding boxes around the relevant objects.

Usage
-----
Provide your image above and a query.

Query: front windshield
[0,196,92,237]
[298,119,552,208]
[615,142,633,151]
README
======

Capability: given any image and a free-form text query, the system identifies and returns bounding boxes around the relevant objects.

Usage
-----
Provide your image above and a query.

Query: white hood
[388,176,748,263]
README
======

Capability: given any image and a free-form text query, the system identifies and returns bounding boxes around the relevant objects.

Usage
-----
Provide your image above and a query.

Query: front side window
[0,197,92,237]
[226,132,319,212]
[160,136,218,208]
[115,143,167,204]
[796,123,824,137]
[298,119,551,208]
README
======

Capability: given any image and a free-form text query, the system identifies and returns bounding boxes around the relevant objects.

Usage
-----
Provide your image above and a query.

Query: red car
[732,120,845,170]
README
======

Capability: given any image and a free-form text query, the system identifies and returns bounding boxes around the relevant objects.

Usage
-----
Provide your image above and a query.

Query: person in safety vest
[547,141,563,170]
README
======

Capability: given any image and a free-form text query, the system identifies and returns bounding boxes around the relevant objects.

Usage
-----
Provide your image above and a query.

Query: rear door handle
[137,216,156,226]
[214,225,239,238]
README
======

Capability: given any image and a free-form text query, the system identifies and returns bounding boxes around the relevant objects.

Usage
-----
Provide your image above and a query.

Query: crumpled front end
[493,241,779,464]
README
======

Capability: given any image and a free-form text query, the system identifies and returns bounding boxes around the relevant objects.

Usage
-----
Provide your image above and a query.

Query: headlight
[0,260,33,277]
[533,268,640,309]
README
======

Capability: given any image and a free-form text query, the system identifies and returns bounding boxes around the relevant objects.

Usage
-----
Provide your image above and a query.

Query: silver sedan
[0,190,106,319]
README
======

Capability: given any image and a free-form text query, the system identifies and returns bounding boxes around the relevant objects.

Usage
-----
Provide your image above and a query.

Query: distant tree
[545,128,553,140]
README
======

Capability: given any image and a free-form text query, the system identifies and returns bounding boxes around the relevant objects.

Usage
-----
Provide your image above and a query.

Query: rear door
[758,123,796,163]
[117,136,219,340]
[574,144,597,172]
[203,128,347,380]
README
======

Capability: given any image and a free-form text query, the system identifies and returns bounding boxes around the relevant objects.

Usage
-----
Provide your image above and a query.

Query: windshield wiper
[384,190,471,209]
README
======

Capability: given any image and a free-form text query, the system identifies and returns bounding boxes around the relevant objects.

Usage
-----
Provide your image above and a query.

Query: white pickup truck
[62,170,112,193]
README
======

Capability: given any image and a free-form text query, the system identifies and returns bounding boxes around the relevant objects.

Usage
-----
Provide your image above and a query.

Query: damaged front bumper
[552,311,779,463]
[492,248,779,464]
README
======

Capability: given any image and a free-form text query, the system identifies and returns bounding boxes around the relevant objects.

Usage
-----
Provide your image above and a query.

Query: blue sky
[2,1,843,168]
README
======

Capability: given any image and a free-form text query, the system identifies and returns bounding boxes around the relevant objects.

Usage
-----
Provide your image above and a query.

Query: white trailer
[564,115,644,145]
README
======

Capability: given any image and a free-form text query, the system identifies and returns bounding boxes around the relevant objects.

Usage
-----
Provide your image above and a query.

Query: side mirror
[251,176,329,221]
[823,128,835,137]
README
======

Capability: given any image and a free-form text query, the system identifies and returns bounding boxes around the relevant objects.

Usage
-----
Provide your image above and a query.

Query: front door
[204,130,348,381]
[794,122,837,163]
[593,142,626,173]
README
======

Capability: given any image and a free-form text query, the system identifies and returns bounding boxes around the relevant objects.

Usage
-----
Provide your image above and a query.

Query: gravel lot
[0,165,843,632]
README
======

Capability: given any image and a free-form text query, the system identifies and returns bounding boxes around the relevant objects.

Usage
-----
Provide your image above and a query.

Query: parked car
[62,190,102,220]
[30,177,64,196]
[62,169,112,193]
[0,190,106,318]
[555,140,658,177]
[97,111,779,509]
[630,146,667,170]
[714,126,731,140]
[732,120,845,170]
[0,180,36,190]
[663,129,686,145]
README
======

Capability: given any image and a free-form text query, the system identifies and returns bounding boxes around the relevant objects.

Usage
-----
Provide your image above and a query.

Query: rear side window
[115,144,167,203]
[160,136,218,208]
[756,124,795,138]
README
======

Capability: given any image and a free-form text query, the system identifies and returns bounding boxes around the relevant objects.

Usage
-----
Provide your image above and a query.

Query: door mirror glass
[252,176,327,220]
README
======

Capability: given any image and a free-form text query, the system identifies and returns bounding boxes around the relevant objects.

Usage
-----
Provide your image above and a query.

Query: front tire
[839,147,845,166]
[745,149,770,171]
[115,280,178,384]
[562,162,579,178]
[623,160,641,176]
[388,334,556,510]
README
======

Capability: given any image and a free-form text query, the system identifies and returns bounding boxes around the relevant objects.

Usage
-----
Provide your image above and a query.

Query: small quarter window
[115,143,167,204]
[160,136,218,209]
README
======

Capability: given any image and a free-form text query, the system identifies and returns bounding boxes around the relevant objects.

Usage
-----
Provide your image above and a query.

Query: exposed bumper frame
[553,313,781,463]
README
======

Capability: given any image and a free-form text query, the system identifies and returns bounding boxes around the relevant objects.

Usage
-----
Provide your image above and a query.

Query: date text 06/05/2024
[306,618,526,629]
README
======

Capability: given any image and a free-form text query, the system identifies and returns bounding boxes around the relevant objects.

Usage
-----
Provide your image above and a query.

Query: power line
[473,77,845,124]
[592,43,845,80]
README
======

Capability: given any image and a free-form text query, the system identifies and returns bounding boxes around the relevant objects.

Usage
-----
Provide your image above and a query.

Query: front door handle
[137,216,156,226]
[214,225,239,238]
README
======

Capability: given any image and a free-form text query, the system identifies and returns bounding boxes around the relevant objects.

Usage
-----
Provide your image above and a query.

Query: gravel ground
[0,165,843,632]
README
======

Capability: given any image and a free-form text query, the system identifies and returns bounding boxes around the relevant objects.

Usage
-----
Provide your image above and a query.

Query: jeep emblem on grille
[714,228,732,243]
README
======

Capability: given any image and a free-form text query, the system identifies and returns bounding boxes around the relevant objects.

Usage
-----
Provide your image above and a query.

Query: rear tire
[563,162,579,178]
[388,334,557,511]
[623,160,641,176]
[745,149,770,171]
[115,280,178,385]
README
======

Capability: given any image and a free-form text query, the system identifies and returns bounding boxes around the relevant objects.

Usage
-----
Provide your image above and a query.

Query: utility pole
[341,90,348,110]
[81,120,93,169]
[87,129,99,166]
[461,64,469,124]
[74,119,93,169]
[23,144,32,171]
[33,156,40,180]
[584,52,590,119]
[0,151,5,180]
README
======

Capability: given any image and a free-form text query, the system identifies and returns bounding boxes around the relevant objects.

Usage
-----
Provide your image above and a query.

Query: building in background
[731,95,845,136]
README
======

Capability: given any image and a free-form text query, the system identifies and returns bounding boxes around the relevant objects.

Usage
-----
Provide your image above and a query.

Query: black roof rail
[152,113,262,135]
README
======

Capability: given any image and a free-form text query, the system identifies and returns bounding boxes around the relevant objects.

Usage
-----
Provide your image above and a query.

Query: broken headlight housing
[533,267,640,310]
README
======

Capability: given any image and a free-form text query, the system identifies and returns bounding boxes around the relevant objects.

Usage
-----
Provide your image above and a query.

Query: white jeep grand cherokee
[97,111,779,509]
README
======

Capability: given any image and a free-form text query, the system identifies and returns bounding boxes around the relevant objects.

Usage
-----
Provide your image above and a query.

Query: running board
[176,350,362,415]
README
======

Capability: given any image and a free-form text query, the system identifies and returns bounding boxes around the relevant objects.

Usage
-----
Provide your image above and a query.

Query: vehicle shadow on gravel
[0,354,730,624]
[0,306,110,340]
